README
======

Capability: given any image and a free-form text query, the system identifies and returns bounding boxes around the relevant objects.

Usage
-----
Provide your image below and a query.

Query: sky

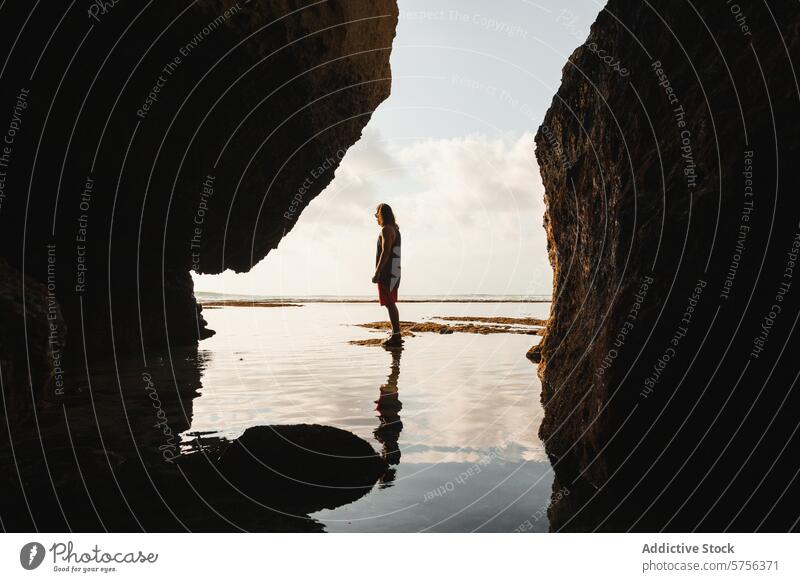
[193,0,602,297]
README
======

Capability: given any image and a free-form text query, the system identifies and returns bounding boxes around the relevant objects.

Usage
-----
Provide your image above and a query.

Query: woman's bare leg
[386,303,400,336]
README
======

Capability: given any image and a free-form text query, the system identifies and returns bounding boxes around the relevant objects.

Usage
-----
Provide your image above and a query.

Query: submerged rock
[351,319,544,345]
[216,424,388,512]
[439,316,548,327]
[536,2,800,531]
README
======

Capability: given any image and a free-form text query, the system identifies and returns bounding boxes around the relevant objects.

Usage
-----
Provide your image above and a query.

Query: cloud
[391,132,544,236]
[309,129,545,236]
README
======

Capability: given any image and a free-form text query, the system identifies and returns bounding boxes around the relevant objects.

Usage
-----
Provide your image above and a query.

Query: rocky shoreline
[351,317,546,346]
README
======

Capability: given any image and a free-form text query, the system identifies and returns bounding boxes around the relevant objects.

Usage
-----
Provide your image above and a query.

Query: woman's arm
[372,226,396,283]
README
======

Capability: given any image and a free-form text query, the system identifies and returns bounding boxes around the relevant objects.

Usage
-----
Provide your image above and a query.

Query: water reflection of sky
[183,302,554,532]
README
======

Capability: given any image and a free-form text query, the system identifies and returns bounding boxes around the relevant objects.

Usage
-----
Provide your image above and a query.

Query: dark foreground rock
[1,413,386,531]
[536,2,800,531]
[214,424,387,512]
[0,259,64,424]
[0,4,399,530]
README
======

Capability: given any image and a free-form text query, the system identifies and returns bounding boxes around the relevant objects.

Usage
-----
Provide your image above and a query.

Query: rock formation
[0,0,398,357]
[0,259,64,422]
[0,1,398,531]
[536,2,800,530]
[216,424,388,511]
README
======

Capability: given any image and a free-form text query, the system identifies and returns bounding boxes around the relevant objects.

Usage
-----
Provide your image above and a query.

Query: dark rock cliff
[0,0,398,358]
[536,1,800,531]
[0,2,398,531]
[0,259,64,422]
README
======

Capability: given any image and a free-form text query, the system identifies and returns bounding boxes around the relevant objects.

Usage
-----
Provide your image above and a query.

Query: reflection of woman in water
[372,203,402,348]
[374,347,403,485]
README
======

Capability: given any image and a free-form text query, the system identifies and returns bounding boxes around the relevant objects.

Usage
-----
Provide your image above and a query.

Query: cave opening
[177,1,599,532]
[0,0,606,534]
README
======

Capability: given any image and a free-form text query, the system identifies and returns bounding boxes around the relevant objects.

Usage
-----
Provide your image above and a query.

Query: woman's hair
[376,203,398,227]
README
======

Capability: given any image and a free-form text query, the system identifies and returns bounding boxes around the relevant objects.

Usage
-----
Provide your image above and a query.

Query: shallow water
[187,302,553,532]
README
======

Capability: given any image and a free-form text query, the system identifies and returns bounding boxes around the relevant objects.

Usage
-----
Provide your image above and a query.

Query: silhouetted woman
[372,203,402,348]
